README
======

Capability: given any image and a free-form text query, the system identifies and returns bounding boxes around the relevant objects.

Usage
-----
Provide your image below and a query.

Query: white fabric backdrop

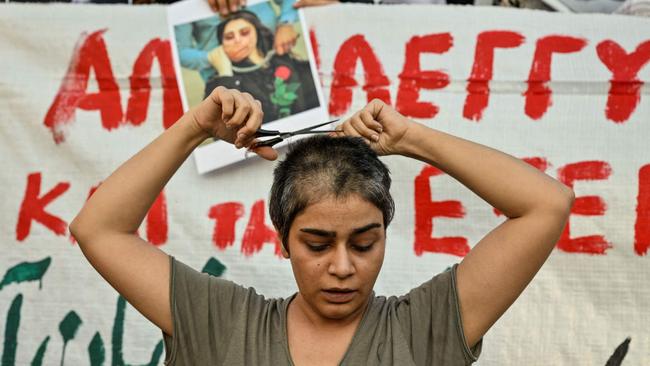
[0,3,648,365]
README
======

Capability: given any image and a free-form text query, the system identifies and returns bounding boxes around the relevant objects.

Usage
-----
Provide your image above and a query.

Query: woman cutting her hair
[70,87,573,365]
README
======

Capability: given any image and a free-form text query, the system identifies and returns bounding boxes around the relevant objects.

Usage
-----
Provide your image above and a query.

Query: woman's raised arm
[337,99,574,348]
[69,88,274,336]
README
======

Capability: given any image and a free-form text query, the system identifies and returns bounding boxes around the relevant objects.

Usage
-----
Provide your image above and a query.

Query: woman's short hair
[269,135,394,251]
[216,10,274,57]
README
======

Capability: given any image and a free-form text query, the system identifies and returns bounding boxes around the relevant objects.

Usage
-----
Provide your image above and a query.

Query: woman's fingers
[364,98,386,120]
[328,99,404,155]
[235,95,263,148]
[329,124,344,137]
[337,111,383,143]
[201,87,267,147]
[359,110,383,133]
[350,114,380,142]
[228,92,251,127]
[215,87,236,126]
[249,145,278,161]
[227,94,276,160]
[341,117,363,139]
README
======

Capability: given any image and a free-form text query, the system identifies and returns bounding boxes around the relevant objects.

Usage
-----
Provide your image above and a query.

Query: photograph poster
[168,0,328,173]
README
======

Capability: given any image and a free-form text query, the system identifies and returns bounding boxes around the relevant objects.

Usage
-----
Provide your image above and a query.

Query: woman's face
[222,18,258,62]
[284,194,385,322]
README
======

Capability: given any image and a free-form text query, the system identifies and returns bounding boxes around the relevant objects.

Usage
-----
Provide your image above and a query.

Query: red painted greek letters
[414,165,469,257]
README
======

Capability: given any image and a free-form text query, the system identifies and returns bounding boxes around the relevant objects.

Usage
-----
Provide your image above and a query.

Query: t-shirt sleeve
[396,264,482,365]
[162,256,256,365]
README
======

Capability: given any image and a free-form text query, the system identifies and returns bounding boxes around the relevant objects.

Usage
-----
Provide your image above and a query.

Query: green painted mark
[59,311,82,342]
[59,311,82,366]
[111,296,126,366]
[110,296,165,366]
[30,336,50,366]
[0,258,51,291]
[202,257,226,277]
[88,332,105,366]
[145,341,164,366]
[2,293,22,366]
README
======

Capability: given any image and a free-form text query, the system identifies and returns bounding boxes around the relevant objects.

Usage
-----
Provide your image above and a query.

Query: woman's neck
[289,293,369,331]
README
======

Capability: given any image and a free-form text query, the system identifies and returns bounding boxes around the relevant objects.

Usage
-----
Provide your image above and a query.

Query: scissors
[251,119,339,148]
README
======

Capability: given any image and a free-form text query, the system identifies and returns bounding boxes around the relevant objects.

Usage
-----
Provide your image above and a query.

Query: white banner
[0,3,648,365]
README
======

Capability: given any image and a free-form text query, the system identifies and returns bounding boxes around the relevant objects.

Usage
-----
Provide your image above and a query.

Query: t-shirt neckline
[280,292,375,366]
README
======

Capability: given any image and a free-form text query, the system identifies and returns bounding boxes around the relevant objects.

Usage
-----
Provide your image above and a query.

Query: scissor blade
[291,119,339,135]
[290,130,335,135]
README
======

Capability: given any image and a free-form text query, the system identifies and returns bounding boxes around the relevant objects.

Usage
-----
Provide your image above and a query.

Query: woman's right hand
[190,87,278,160]
[335,99,416,157]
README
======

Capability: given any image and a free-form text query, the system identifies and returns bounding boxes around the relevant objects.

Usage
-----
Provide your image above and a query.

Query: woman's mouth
[321,288,357,303]
[233,47,250,58]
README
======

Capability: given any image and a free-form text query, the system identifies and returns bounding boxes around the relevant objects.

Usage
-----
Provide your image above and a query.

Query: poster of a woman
[168,0,327,173]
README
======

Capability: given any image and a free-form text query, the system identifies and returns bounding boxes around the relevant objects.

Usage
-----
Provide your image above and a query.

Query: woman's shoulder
[351,266,479,364]
[172,256,289,303]
[164,257,289,365]
[372,266,456,306]
[360,266,457,328]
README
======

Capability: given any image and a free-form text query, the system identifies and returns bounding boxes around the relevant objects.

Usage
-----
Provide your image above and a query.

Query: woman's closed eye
[307,243,330,252]
[352,242,375,252]
[306,242,375,252]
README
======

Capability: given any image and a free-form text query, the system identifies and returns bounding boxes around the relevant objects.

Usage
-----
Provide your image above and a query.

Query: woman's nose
[328,246,355,279]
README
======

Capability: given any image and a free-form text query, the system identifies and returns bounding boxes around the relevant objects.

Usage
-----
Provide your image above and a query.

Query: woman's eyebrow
[351,223,382,235]
[299,228,335,238]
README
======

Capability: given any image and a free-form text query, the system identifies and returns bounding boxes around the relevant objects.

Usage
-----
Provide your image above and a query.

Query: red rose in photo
[275,66,292,81]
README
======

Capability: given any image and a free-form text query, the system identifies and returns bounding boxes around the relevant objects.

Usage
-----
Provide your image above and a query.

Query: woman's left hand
[334,99,414,156]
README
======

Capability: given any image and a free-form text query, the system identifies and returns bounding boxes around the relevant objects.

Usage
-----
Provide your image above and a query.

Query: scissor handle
[254,128,281,137]
[252,137,283,148]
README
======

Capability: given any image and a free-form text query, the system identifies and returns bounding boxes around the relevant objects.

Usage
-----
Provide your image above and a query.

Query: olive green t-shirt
[163,257,481,365]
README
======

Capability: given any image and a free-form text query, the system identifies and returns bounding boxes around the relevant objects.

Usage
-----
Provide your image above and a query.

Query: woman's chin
[227,50,252,63]
[317,301,364,321]
[230,56,247,63]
